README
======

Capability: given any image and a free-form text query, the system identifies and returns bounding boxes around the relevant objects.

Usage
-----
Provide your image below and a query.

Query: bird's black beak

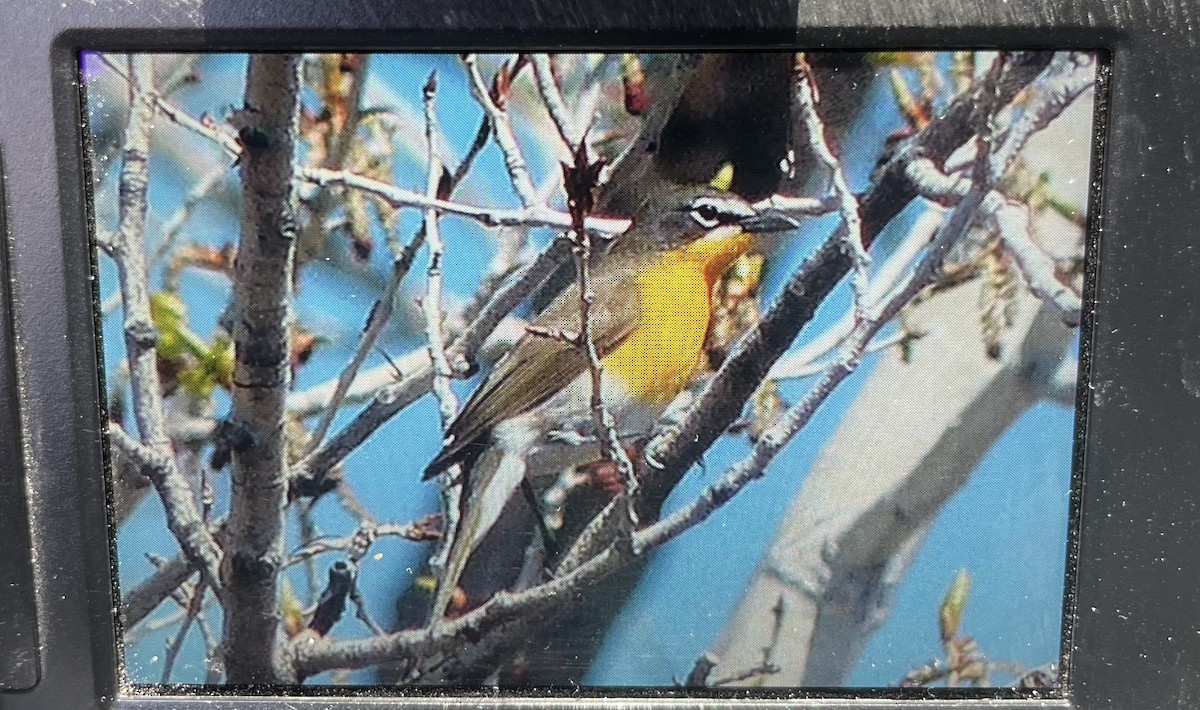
[739,210,800,234]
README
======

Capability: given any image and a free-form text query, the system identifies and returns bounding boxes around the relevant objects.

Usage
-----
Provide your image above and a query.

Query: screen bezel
[0,0,1194,708]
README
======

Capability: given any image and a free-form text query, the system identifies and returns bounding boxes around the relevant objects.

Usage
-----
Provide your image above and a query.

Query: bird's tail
[428,423,537,622]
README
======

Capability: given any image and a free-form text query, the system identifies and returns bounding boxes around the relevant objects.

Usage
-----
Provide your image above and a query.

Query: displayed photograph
[82,50,1099,688]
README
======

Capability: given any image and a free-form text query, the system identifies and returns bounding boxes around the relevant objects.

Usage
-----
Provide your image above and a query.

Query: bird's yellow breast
[603,227,753,406]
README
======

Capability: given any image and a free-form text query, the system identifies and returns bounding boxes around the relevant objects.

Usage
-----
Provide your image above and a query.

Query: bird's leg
[580,441,643,497]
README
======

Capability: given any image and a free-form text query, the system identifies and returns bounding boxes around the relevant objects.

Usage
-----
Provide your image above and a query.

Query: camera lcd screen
[81,50,1099,690]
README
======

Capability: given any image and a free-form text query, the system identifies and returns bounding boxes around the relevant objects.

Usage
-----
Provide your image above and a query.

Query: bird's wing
[423,263,642,477]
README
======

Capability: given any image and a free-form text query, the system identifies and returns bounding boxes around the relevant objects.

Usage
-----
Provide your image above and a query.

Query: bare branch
[450,115,492,189]
[420,71,458,431]
[160,581,207,683]
[289,543,627,677]
[531,54,581,151]
[106,55,223,598]
[795,55,870,317]
[562,144,638,510]
[906,158,1084,325]
[97,53,243,159]
[287,518,440,568]
[222,53,302,684]
[121,552,194,630]
[305,260,410,452]
[989,54,1096,180]
[446,236,572,372]
[303,167,628,235]
[752,193,839,219]
[461,54,540,209]
[418,73,471,621]
[993,200,1083,326]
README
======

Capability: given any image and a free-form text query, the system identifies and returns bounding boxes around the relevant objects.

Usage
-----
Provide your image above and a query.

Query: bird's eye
[690,202,721,228]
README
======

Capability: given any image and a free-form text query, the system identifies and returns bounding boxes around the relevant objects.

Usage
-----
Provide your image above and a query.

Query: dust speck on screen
[82,50,1098,692]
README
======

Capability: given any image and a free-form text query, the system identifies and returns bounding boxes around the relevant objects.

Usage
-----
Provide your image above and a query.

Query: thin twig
[562,145,638,510]
[752,194,839,219]
[303,168,628,235]
[769,206,945,380]
[287,519,439,567]
[451,115,492,189]
[990,54,1094,183]
[305,261,409,453]
[159,581,206,683]
[531,54,581,152]
[418,74,468,620]
[97,53,242,158]
[461,54,540,209]
[420,71,458,431]
[906,158,1083,325]
[349,584,386,636]
[121,552,195,630]
[795,55,870,320]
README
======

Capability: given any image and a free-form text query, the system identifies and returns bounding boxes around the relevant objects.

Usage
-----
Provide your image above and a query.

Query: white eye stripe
[687,196,755,228]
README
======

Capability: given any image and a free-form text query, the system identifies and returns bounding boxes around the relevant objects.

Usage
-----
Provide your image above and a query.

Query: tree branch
[303,167,627,235]
[106,55,223,599]
[420,71,457,432]
[121,553,194,630]
[795,54,870,316]
[530,54,581,152]
[222,53,301,684]
[461,54,540,209]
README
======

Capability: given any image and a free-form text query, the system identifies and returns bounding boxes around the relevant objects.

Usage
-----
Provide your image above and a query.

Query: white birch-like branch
[940,53,1097,184]
[907,158,1084,326]
[989,53,1097,184]
[993,200,1083,326]
[420,73,470,624]
[708,291,1074,686]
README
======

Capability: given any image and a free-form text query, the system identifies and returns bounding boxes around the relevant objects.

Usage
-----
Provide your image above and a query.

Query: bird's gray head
[617,186,799,254]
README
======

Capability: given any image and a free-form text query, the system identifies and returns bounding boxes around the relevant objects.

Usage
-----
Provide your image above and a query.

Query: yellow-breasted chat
[422,176,798,620]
